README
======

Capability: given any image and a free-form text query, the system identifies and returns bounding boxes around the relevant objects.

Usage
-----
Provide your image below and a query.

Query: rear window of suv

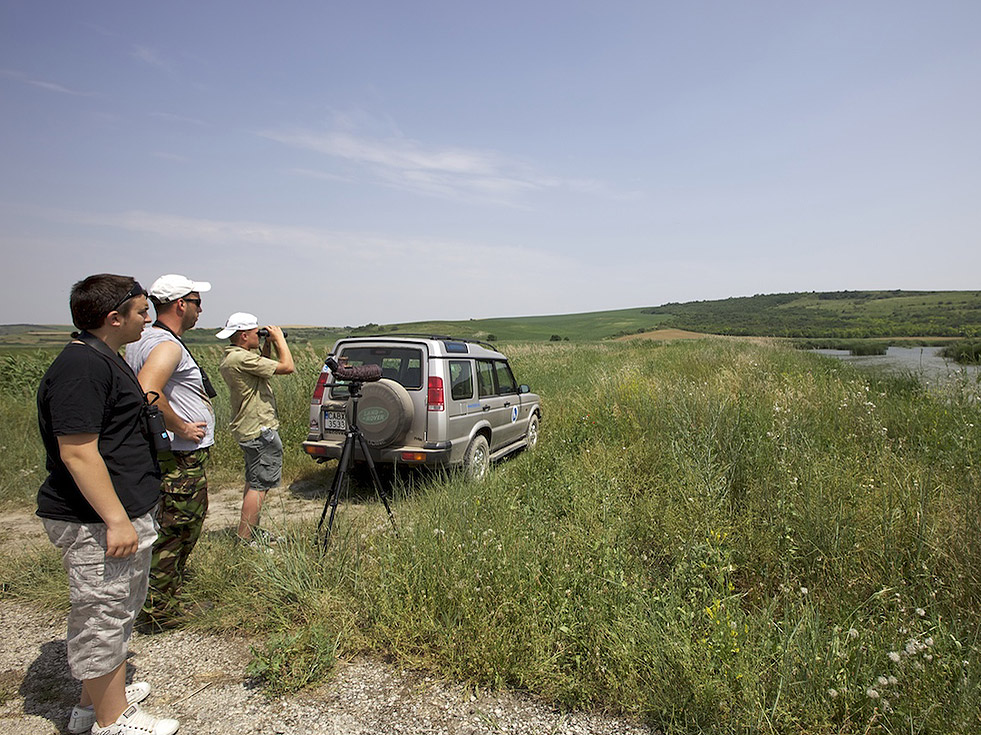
[330,346,424,397]
[449,360,473,400]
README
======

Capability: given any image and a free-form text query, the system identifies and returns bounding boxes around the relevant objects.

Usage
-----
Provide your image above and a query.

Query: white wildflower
[828,688,838,699]
[888,651,901,663]
[877,676,889,687]
[916,607,926,617]
[866,688,879,700]
[847,628,859,640]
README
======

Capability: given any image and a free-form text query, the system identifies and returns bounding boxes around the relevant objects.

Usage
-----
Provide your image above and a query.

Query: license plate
[323,410,347,432]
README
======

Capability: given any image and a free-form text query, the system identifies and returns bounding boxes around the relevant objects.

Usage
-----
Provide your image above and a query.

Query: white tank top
[125,327,215,451]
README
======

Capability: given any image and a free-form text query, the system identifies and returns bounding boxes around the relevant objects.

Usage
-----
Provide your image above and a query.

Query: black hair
[69,274,141,330]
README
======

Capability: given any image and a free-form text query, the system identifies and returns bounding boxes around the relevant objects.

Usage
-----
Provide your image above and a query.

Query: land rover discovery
[302,335,541,478]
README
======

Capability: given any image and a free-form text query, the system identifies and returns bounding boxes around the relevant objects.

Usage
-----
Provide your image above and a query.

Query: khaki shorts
[43,512,157,680]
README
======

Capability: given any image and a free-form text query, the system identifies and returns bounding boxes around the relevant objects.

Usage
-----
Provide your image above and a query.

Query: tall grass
[0,342,330,504]
[198,341,980,732]
[0,350,51,506]
[3,339,979,733]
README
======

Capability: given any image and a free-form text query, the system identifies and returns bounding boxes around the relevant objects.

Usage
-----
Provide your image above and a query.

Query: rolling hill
[3,290,979,346]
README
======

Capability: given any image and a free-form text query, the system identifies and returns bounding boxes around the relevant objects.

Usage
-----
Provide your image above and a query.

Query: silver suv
[303,335,542,478]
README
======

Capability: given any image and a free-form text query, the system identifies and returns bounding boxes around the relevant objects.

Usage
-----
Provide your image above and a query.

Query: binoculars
[258,328,288,339]
[145,402,172,453]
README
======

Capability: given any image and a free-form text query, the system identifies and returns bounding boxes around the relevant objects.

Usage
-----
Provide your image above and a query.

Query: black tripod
[316,378,396,549]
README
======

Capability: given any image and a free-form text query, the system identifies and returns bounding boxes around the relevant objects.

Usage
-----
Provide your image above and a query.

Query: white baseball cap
[216,312,259,339]
[148,274,212,304]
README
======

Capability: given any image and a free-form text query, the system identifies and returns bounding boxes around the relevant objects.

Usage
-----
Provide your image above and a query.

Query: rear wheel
[463,435,490,480]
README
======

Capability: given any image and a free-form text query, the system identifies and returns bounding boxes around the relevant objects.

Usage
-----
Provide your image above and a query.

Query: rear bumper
[303,438,453,466]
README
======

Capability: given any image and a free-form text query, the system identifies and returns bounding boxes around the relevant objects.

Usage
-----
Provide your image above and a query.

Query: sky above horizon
[2,1,980,328]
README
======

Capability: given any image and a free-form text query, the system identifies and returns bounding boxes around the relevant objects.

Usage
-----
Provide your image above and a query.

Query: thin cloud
[132,45,175,74]
[290,168,352,184]
[72,209,330,250]
[261,128,561,205]
[149,111,211,127]
[0,69,94,97]
[54,207,570,271]
[151,152,190,162]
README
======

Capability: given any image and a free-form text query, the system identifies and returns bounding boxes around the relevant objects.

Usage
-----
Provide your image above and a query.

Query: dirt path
[0,599,652,735]
[0,480,329,554]
[0,487,654,734]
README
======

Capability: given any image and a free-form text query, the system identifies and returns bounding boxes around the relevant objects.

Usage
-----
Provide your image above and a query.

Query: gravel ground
[0,599,653,735]
[1,485,654,734]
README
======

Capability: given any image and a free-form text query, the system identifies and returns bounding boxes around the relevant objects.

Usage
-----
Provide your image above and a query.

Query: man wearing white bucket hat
[216,312,294,545]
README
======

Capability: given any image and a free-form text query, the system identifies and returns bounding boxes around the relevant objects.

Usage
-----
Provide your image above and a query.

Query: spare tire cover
[347,379,414,448]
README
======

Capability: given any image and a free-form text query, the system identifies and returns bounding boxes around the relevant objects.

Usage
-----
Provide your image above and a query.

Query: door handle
[482,405,491,412]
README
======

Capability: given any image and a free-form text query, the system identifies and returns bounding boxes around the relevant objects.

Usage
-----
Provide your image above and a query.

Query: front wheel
[525,413,539,451]
[463,435,490,481]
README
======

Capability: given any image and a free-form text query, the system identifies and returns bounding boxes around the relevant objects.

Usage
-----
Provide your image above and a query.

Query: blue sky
[2,1,979,328]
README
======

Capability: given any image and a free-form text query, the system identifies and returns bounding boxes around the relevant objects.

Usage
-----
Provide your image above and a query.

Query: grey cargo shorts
[43,512,157,680]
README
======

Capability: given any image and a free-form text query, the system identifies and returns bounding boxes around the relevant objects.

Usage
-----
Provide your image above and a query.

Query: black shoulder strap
[73,331,149,403]
[151,322,218,398]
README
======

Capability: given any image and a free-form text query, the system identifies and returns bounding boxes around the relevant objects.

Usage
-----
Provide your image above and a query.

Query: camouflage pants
[143,447,210,620]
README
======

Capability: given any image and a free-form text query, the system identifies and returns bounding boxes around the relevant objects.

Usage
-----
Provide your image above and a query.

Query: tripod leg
[356,432,397,533]
[318,429,356,548]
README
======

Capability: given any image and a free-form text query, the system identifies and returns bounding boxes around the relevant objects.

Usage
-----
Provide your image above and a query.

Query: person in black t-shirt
[36,274,180,735]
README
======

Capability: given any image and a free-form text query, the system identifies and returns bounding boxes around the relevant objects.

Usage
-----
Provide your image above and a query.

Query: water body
[813,346,981,384]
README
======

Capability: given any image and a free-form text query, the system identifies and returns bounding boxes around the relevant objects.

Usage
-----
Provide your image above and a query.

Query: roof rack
[348,333,499,352]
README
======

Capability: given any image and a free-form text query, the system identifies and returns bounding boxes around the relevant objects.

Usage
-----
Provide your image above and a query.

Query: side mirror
[519,384,530,394]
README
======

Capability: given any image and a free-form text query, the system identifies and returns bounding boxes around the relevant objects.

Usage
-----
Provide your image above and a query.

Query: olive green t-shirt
[219,346,279,443]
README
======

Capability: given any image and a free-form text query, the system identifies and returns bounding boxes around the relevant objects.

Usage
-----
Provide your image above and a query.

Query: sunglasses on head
[111,281,148,313]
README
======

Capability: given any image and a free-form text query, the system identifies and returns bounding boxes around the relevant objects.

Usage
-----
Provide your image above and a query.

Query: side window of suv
[476,361,495,398]
[494,360,518,394]
[449,360,473,400]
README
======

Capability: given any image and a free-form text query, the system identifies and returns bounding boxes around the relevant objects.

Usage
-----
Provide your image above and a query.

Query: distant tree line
[641,291,981,338]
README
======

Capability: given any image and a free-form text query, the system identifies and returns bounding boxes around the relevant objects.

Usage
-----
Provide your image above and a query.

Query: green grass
[941,340,981,365]
[0,308,674,347]
[0,343,330,505]
[3,340,980,733]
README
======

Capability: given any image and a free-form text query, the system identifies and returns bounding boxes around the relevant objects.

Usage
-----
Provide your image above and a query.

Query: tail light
[311,367,330,404]
[427,376,444,412]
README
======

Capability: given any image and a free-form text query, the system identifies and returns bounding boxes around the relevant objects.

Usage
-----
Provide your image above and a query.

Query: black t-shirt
[36,342,161,523]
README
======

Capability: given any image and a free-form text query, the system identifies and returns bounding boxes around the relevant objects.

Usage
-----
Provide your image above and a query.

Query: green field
[0,307,672,348]
[2,337,979,734]
[5,290,980,347]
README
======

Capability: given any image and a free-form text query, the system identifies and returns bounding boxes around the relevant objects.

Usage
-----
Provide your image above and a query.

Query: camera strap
[73,331,169,458]
[151,321,219,399]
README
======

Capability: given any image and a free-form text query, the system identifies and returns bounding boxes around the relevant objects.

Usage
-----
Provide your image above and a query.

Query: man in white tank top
[125,273,214,630]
